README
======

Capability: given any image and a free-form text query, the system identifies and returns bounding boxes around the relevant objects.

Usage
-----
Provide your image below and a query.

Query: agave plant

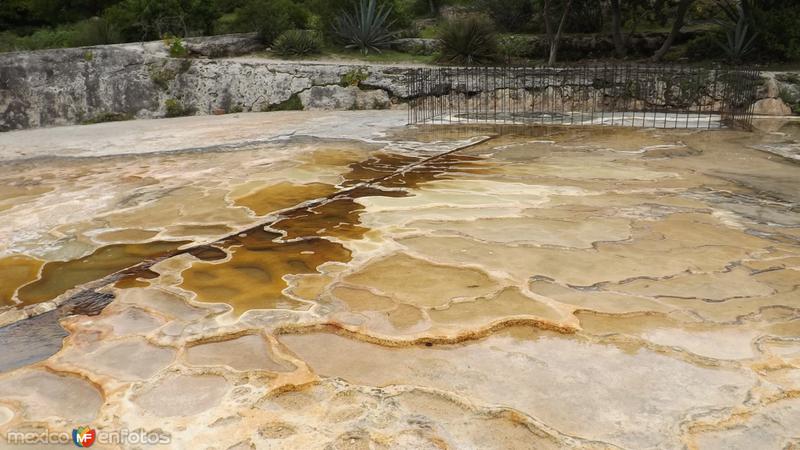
[714,1,758,64]
[437,16,499,65]
[273,30,322,56]
[333,0,396,55]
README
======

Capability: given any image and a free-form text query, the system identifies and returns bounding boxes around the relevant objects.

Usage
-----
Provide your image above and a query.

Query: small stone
[184,33,263,58]
[355,89,391,110]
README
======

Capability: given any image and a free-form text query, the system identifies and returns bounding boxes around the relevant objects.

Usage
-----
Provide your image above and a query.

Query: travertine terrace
[0,111,798,449]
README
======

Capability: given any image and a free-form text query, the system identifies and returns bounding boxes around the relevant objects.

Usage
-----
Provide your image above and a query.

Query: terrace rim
[406,64,761,130]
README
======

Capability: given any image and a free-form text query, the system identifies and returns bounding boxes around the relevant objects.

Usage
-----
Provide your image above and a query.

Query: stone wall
[1,34,797,131]
[0,36,408,132]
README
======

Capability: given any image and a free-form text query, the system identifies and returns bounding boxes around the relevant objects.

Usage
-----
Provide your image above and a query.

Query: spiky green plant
[273,30,322,56]
[715,2,758,64]
[437,16,499,65]
[333,0,396,55]
[720,16,757,63]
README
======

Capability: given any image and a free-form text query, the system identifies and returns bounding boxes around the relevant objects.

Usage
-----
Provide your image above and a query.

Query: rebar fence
[406,64,761,130]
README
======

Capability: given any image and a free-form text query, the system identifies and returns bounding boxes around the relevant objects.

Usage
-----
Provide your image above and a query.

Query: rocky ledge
[0,35,409,131]
[0,34,798,131]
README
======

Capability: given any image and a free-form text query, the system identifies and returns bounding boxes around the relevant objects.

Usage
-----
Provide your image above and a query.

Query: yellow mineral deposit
[0,115,798,449]
[0,255,43,306]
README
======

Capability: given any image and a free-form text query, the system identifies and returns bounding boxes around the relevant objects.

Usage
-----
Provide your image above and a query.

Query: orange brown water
[17,241,189,306]
[178,147,495,315]
[0,255,44,306]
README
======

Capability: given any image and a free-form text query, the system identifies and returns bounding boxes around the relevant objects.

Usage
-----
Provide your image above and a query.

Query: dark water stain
[342,152,422,186]
[114,268,160,289]
[0,290,114,373]
[187,245,229,261]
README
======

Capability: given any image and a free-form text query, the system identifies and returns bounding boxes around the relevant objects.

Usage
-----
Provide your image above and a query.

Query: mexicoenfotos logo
[6,426,170,446]
[72,426,96,447]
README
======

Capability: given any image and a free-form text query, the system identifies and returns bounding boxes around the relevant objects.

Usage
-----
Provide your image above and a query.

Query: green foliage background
[0,0,798,64]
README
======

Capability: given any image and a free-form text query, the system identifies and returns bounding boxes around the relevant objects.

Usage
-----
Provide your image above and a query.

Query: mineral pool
[0,111,798,449]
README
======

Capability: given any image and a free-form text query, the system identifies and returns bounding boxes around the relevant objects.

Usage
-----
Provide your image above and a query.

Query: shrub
[685,32,724,61]
[82,112,133,125]
[70,17,120,47]
[150,66,177,90]
[163,34,188,57]
[479,0,533,32]
[233,0,307,44]
[437,16,498,65]
[751,3,800,62]
[498,35,532,62]
[777,73,800,85]
[104,0,217,42]
[213,12,240,35]
[272,29,322,56]
[164,98,194,117]
[779,86,800,115]
[333,0,396,54]
[564,0,604,34]
[340,67,369,87]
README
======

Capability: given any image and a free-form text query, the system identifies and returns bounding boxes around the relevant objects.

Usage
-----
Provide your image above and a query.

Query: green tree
[542,0,573,65]
[651,0,694,61]
[231,0,307,44]
[750,0,800,62]
[104,0,216,41]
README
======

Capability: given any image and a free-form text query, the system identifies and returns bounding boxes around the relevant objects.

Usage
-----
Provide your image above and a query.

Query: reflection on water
[17,241,190,306]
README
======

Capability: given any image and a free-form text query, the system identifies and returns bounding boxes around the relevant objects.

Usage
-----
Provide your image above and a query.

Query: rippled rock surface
[0,112,799,449]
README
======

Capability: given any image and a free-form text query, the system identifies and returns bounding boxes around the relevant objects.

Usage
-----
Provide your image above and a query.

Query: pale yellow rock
[752,98,793,116]
[0,113,798,450]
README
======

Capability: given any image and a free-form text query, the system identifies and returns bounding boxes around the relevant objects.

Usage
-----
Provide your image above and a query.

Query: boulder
[299,85,359,110]
[355,89,391,110]
[751,98,793,116]
[184,33,263,58]
[299,85,392,111]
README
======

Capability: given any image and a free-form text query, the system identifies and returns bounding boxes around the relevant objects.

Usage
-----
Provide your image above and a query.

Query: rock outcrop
[752,72,799,116]
[299,85,391,110]
[0,36,408,131]
[183,33,263,58]
[1,34,798,131]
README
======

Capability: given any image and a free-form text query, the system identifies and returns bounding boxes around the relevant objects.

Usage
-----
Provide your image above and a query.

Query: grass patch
[252,46,436,64]
[81,112,133,125]
[340,67,369,87]
[164,98,195,117]
[324,48,436,64]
